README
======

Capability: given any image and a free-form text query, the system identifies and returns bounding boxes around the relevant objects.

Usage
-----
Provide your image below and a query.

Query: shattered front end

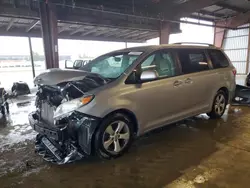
[29,110,100,164]
[29,71,106,164]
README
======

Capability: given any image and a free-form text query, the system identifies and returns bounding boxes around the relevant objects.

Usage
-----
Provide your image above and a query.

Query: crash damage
[232,84,250,106]
[29,69,106,164]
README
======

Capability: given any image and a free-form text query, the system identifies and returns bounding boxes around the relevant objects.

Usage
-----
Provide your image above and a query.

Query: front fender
[77,96,136,119]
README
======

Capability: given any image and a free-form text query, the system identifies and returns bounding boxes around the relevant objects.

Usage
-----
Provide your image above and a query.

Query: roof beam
[102,28,119,37]
[26,20,39,32]
[61,13,158,31]
[125,31,149,39]
[6,18,16,31]
[135,32,158,40]
[69,26,84,35]
[115,30,139,38]
[58,25,69,33]
[189,14,216,22]
[198,10,226,18]
[216,12,250,29]
[169,0,221,19]
[81,28,98,36]
[0,28,144,42]
[216,2,247,13]
[69,26,94,35]
[92,29,111,37]
[111,29,131,37]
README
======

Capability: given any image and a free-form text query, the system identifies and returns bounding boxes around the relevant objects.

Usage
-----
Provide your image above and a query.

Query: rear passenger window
[208,50,229,68]
[178,50,209,74]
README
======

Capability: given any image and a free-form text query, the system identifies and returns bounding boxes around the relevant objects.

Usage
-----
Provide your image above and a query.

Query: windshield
[81,51,143,79]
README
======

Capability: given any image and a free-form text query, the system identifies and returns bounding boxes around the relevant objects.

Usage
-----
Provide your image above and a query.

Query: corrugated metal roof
[203,5,222,12]
[16,19,33,24]
[224,0,250,10]
[216,9,237,16]
[0,16,159,42]
[0,17,10,22]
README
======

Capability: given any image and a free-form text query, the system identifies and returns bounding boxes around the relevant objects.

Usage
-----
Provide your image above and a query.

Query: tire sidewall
[94,113,134,159]
[1,106,5,115]
[210,90,227,118]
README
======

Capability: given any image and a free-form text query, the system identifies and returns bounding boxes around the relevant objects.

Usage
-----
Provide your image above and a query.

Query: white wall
[223,24,249,74]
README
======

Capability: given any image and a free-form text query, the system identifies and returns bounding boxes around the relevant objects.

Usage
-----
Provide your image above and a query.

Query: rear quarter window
[208,49,229,68]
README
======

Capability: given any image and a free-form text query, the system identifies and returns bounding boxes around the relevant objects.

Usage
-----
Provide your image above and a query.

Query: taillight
[232,68,237,76]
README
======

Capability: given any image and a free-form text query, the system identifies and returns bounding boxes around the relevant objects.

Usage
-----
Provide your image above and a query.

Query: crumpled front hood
[34,68,90,86]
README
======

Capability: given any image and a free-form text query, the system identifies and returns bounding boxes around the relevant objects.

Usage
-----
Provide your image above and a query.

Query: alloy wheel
[102,121,130,154]
[214,93,226,115]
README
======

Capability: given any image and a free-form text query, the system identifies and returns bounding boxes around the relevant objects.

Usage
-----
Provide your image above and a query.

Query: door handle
[173,80,183,87]
[185,78,193,84]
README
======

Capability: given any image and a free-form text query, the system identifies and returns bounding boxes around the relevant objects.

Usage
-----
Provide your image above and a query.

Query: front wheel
[1,106,5,116]
[207,90,227,119]
[94,113,134,159]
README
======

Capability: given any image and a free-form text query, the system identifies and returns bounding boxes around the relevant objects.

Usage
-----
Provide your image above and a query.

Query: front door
[123,50,189,132]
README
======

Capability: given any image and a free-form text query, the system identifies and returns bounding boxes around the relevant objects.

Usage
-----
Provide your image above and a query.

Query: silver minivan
[29,43,236,164]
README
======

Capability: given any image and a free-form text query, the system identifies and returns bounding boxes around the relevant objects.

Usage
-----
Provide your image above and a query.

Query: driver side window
[140,51,177,78]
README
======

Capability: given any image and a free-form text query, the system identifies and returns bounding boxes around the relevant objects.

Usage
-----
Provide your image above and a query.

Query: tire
[94,113,134,159]
[5,102,9,114]
[207,90,227,119]
[1,106,5,116]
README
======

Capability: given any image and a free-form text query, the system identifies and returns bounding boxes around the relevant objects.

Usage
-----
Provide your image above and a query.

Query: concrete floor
[1,93,250,187]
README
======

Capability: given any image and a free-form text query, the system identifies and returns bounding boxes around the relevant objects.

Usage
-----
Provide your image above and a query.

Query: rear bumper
[29,111,101,164]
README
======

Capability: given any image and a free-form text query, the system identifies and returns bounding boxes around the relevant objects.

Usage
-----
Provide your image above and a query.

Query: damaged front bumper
[232,84,250,106]
[29,111,100,164]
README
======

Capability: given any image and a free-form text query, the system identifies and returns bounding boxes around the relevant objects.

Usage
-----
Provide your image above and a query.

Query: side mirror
[140,70,158,82]
[73,61,83,69]
[65,60,73,69]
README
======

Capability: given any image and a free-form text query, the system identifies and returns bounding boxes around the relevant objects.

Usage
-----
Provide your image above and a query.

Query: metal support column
[39,1,59,69]
[246,27,250,74]
[159,22,170,44]
[214,22,226,48]
[28,37,35,78]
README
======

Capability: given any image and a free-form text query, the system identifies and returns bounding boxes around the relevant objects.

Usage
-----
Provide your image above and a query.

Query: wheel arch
[101,108,139,136]
[218,87,229,102]
[91,108,139,157]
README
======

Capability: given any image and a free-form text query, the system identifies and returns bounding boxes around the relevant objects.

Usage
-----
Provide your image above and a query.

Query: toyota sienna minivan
[29,43,236,164]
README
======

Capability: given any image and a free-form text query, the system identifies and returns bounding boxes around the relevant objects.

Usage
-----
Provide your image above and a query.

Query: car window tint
[140,51,177,77]
[208,49,229,68]
[141,54,155,68]
[128,56,139,65]
[178,50,209,74]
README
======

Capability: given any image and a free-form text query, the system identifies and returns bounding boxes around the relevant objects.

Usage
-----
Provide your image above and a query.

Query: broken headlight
[53,95,94,120]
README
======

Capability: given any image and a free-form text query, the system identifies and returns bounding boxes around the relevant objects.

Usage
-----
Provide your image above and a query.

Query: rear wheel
[94,113,134,159]
[207,90,227,119]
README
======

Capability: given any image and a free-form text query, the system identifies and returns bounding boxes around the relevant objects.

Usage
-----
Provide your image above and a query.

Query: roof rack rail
[172,42,214,47]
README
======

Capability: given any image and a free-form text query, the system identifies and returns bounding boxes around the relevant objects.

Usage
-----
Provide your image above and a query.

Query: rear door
[207,49,236,101]
[176,49,215,114]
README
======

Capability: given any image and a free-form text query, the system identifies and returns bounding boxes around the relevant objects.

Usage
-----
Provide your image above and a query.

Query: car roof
[113,44,220,54]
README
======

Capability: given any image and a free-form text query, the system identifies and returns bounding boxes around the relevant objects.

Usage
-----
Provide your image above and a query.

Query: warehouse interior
[1,0,250,187]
